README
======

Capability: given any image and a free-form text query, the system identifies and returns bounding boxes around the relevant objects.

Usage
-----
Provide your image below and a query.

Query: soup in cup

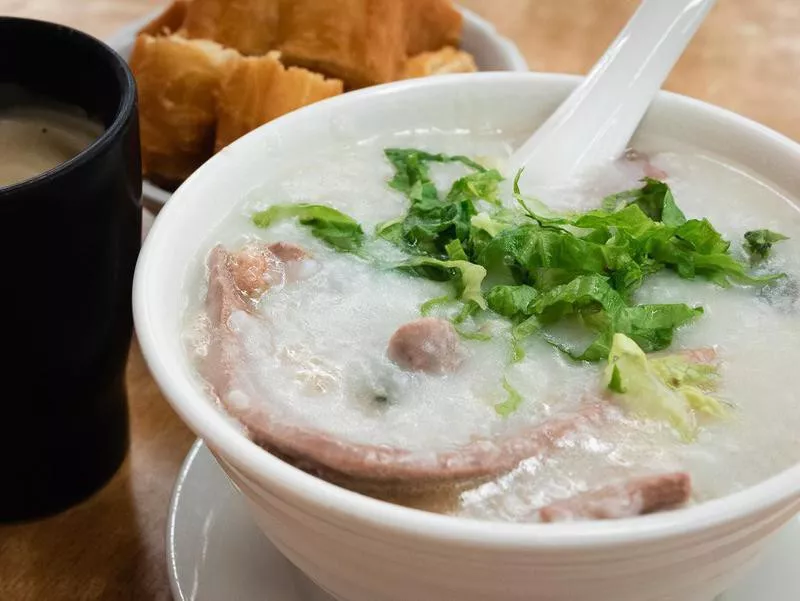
[134,72,800,601]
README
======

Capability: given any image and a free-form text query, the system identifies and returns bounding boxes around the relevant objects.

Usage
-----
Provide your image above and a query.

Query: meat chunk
[387,317,462,374]
[268,241,309,263]
[226,242,285,298]
[538,472,691,522]
[223,241,312,299]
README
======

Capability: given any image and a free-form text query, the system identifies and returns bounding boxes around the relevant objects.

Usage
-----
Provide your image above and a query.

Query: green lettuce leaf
[512,169,574,226]
[379,149,497,257]
[603,333,725,440]
[495,377,524,416]
[620,303,705,354]
[744,229,789,261]
[400,257,487,309]
[419,294,453,317]
[651,354,719,390]
[471,211,514,237]
[384,148,486,196]
[603,177,687,226]
[445,239,469,261]
[486,285,539,320]
[478,224,623,291]
[252,203,364,252]
[447,169,503,206]
[530,275,702,361]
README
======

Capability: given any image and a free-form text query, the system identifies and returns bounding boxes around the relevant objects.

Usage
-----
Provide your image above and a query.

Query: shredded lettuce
[471,212,513,237]
[399,257,487,309]
[447,169,503,207]
[602,177,687,226]
[445,239,469,261]
[486,285,539,320]
[512,169,573,225]
[251,149,786,369]
[531,275,703,361]
[378,148,499,256]
[384,148,487,195]
[419,294,452,317]
[650,354,719,390]
[479,224,621,291]
[495,377,524,416]
[603,334,725,440]
[252,203,364,252]
[744,229,789,261]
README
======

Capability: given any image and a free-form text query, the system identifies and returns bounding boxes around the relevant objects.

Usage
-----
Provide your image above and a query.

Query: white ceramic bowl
[105,4,528,209]
[134,72,800,601]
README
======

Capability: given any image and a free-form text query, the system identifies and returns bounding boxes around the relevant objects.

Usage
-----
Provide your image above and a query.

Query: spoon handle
[511,0,717,187]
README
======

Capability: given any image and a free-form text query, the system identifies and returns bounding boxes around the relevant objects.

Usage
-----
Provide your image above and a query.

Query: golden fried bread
[182,0,280,56]
[138,0,190,37]
[130,34,238,184]
[406,0,462,56]
[403,46,477,78]
[215,51,343,151]
[278,0,406,89]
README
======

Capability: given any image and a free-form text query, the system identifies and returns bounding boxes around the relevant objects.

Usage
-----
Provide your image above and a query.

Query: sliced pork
[538,472,692,522]
[387,317,462,374]
[201,244,711,501]
[202,244,608,494]
[226,242,285,298]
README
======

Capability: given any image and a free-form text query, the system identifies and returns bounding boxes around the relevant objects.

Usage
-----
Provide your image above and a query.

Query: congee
[184,129,800,522]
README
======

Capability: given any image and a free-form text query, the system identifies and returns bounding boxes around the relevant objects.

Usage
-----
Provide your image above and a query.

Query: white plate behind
[167,441,800,601]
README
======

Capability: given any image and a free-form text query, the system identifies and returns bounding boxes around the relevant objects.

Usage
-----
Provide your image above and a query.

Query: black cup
[0,18,141,522]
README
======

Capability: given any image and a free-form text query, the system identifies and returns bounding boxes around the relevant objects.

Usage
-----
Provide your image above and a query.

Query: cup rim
[0,17,137,198]
[134,71,800,550]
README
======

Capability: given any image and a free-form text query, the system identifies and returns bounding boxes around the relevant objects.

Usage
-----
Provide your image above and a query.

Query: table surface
[1,1,798,599]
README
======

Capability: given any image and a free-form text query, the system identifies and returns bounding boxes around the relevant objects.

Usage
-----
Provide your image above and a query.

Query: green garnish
[602,177,687,226]
[530,274,703,361]
[650,354,719,390]
[250,148,787,418]
[252,203,364,252]
[603,333,725,440]
[744,229,789,261]
[419,294,453,317]
[377,148,503,257]
[495,377,524,417]
[486,285,539,321]
[398,257,487,309]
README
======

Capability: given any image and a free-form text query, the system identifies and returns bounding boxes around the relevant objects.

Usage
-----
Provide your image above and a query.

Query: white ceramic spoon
[511,0,717,188]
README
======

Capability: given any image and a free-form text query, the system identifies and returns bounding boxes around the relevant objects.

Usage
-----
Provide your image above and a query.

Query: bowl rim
[135,71,800,550]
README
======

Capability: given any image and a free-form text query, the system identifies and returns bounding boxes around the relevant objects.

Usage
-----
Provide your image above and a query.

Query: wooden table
[0,1,798,599]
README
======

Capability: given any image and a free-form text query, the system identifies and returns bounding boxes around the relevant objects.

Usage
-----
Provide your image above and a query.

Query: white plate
[167,440,800,601]
[105,4,529,211]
